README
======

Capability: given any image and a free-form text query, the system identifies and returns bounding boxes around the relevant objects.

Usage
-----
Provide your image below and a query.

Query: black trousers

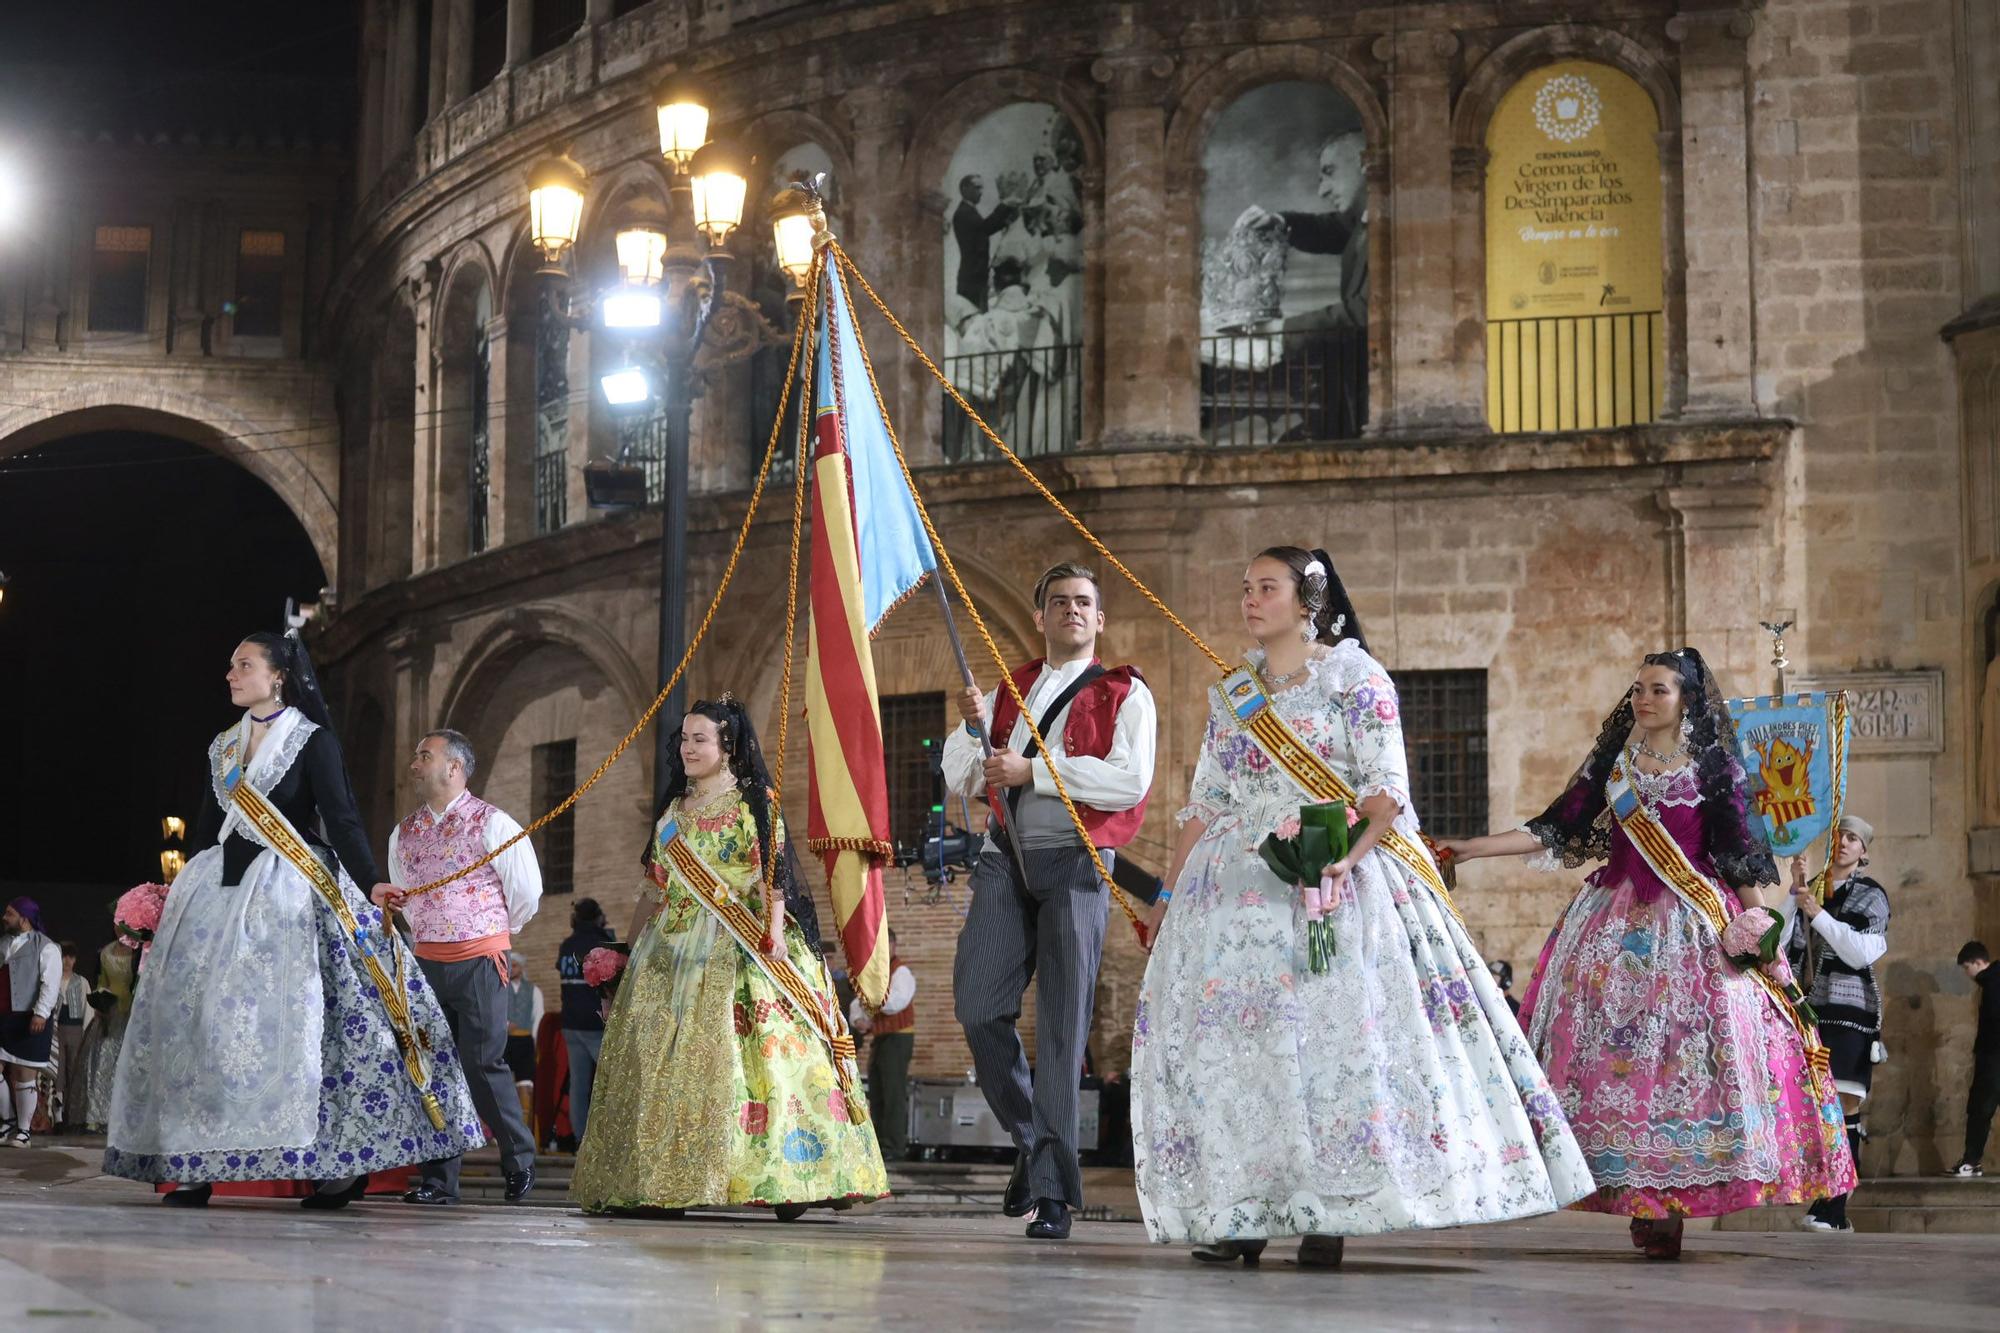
[1964,1054,2000,1166]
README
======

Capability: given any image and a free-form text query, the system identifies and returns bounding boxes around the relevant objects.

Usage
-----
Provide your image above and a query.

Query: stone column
[505,0,533,69]
[357,0,388,189]
[1450,145,1490,423]
[387,628,434,811]
[386,0,421,153]
[839,87,927,460]
[427,0,452,118]
[1656,473,1775,680]
[1669,10,1759,418]
[1091,45,1197,449]
[443,0,475,105]
[586,0,613,21]
[405,263,442,572]
[1376,32,1482,433]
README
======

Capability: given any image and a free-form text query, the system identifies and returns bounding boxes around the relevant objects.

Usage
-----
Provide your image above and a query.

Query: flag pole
[927,572,1038,893]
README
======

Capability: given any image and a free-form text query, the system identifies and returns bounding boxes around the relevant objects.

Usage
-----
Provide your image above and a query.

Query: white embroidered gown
[1131,642,1593,1242]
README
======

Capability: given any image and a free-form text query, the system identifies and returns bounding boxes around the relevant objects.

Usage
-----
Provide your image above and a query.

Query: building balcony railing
[1487,311,1664,433]
[941,342,1083,463]
[1199,329,1368,448]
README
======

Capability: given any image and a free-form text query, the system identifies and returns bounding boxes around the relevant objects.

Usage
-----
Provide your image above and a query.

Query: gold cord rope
[831,247,1229,675]
[399,258,818,898]
[829,250,1142,934]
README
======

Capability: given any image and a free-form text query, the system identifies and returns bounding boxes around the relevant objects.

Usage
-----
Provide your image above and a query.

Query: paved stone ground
[3,1146,1990,1331]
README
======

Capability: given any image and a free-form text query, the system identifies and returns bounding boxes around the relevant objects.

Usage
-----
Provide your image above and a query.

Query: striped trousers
[952,845,1110,1207]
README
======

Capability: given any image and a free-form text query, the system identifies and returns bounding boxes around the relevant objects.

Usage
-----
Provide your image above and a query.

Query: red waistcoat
[987,658,1151,849]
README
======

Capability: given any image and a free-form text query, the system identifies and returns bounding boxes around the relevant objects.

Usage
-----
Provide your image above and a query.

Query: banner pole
[927,573,1039,895]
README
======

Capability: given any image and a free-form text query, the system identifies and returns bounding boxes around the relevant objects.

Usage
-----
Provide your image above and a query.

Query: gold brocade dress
[569,796,889,1212]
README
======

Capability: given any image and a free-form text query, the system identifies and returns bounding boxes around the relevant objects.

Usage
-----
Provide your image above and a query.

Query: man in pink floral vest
[375,730,542,1205]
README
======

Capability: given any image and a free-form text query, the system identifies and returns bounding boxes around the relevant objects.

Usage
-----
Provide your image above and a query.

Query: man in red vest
[943,561,1157,1240]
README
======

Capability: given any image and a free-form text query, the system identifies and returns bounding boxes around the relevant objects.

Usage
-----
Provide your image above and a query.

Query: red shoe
[1642,1217,1684,1261]
[1628,1218,1654,1250]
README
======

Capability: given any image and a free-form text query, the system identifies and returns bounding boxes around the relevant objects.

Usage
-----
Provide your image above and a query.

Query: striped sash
[651,820,864,1112]
[1214,662,1464,928]
[1606,761,1834,1103]
[218,727,446,1130]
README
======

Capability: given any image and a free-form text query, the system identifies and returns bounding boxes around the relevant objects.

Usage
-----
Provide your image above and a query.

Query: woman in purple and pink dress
[1438,648,1853,1260]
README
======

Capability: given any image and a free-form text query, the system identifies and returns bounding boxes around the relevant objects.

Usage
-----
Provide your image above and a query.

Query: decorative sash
[217,722,447,1130]
[1605,760,1835,1104]
[1214,663,1464,928]
[651,818,865,1113]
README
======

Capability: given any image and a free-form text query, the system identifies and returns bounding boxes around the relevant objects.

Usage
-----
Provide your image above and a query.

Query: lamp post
[526,86,782,810]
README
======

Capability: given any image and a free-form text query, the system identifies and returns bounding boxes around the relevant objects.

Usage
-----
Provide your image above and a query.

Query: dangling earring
[1299,617,1316,644]
[1679,713,1693,743]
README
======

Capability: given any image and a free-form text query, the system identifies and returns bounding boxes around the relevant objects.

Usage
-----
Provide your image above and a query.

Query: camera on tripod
[891,736,981,884]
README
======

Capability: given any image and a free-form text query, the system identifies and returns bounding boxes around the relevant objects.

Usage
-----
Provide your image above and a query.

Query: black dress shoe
[1002,1156,1033,1218]
[1025,1198,1071,1240]
[504,1164,536,1202]
[161,1184,212,1208]
[301,1176,369,1211]
[400,1184,455,1206]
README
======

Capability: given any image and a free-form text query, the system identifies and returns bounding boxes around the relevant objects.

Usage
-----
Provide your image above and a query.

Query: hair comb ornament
[1298,558,1330,641]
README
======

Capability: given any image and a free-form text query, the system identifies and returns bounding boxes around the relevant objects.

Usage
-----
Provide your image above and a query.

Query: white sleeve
[941,688,998,799]
[1811,910,1888,970]
[33,941,62,1018]
[531,985,546,1033]
[1030,678,1157,813]
[485,809,544,933]
[387,825,409,889]
[879,964,917,1016]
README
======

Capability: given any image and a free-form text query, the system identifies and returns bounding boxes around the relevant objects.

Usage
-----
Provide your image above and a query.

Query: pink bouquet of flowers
[113,882,170,950]
[582,945,628,989]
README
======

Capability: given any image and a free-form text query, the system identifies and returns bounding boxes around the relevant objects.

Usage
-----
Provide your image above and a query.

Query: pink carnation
[1273,815,1303,841]
[114,882,169,948]
[582,947,628,988]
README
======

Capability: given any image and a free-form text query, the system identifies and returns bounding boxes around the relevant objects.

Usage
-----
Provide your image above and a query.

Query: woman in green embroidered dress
[570,698,888,1219]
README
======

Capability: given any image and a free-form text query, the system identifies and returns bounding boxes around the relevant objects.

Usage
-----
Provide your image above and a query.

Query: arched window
[1484,62,1664,432]
[1198,82,1369,447]
[939,103,1085,460]
[437,267,493,560]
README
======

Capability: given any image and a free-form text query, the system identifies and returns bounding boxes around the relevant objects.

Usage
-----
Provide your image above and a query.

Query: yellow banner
[1485,61,1665,431]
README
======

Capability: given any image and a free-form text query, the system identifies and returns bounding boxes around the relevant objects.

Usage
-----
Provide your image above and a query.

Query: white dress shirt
[940,655,1157,850]
[849,961,917,1025]
[387,789,544,933]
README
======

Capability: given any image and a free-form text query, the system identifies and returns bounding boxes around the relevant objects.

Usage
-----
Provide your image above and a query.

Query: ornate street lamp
[654,79,711,171]
[768,178,829,290]
[527,90,782,808]
[527,154,587,274]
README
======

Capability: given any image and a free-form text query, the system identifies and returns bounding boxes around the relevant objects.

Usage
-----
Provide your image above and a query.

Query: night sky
[0,434,325,963]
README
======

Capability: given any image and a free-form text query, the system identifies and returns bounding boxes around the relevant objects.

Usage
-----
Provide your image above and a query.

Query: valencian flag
[805,270,936,1007]
[1726,690,1852,860]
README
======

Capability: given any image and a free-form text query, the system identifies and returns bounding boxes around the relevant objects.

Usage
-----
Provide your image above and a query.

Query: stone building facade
[9,1,1991,1175]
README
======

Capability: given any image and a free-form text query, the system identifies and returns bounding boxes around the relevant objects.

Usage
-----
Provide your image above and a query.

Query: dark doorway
[0,432,325,972]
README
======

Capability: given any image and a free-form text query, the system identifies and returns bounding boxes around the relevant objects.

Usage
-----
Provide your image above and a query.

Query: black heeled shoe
[301,1175,369,1211]
[1191,1238,1267,1266]
[161,1184,213,1208]
[774,1203,809,1222]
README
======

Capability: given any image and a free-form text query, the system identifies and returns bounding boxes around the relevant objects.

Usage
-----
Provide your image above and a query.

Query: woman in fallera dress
[104,631,484,1207]
[1131,547,1592,1269]
[570,698,887,1218]
[1438,648,1854,1260]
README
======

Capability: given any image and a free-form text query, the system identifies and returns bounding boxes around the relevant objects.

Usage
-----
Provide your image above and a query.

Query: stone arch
[741,110,856,201]
[1166,47,1388,440]
[1164,46,1387,171]
[437,602,653,737]
[0,389,337,572]
[1451,26,1687,423]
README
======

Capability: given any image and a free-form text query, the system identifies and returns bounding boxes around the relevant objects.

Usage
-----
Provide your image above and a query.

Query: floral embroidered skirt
[570,884,888,1212]
[1131,821,1594,1244]
[1518,874,1855,1218]
[103,849,485,1185]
